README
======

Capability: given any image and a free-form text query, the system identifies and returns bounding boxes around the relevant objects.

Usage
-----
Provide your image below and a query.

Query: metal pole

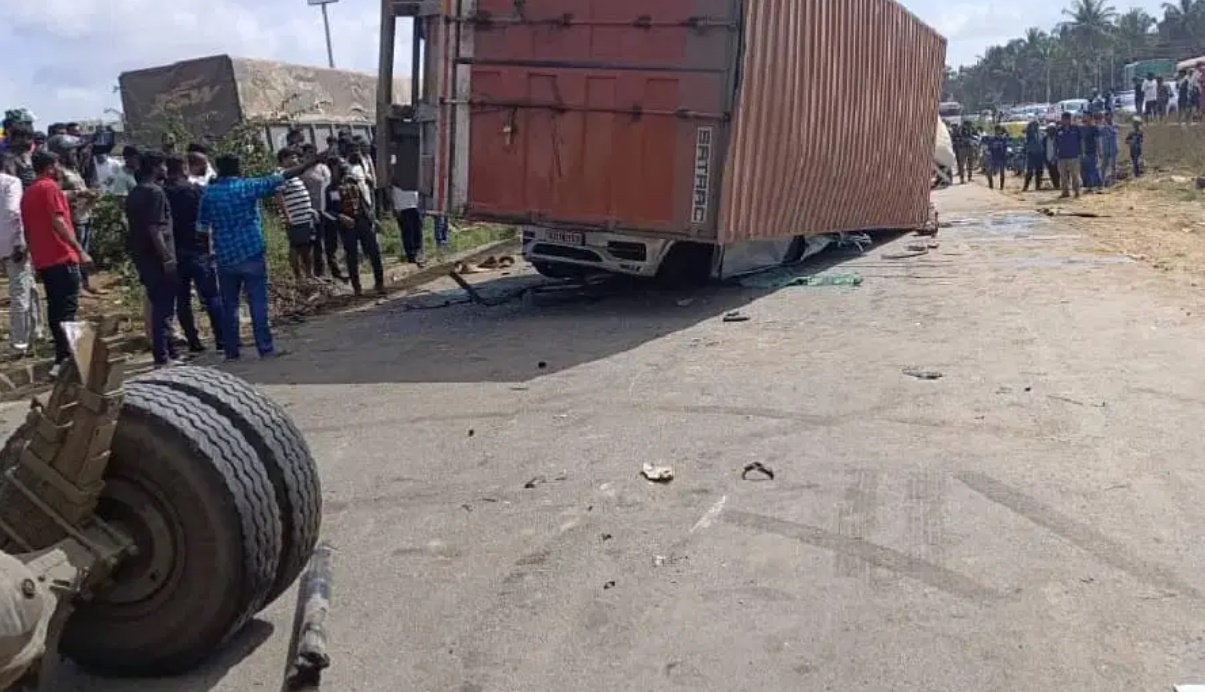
[377,0,397,191]
[321,2,335,68]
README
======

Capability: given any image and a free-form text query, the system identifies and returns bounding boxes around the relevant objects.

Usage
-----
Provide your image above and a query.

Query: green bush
[87,196,129,271]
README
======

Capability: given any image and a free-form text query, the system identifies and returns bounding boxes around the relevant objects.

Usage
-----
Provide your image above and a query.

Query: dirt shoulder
[974,174,1205,278]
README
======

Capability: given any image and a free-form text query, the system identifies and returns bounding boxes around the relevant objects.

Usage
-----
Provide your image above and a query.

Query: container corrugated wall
[718,0,946,243]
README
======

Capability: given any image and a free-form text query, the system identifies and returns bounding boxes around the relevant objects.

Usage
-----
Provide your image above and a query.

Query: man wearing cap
[0,551,56,689]
[3,125,36,190]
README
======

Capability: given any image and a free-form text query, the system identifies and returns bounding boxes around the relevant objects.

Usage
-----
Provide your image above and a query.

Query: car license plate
[545,230,585,245]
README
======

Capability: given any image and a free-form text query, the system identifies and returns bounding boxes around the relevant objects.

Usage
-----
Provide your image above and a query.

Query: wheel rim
[93,474,185,612]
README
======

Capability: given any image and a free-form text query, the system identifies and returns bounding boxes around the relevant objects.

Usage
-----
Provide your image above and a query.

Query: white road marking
[691,495,728,533]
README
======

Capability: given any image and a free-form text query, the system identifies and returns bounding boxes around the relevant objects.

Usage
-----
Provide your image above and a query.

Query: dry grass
[992,121,1205,277]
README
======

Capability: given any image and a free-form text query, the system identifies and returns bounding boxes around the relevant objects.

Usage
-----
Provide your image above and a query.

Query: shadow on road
[222,237,904,387]
[51,618,276,692]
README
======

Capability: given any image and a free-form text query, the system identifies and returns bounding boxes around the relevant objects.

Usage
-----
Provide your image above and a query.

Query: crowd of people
[1135,67,1205,122]
[0,108,428,376]
[947,104,1145,198]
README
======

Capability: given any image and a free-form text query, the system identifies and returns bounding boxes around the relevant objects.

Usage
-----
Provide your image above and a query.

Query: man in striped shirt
[276,147,317,281]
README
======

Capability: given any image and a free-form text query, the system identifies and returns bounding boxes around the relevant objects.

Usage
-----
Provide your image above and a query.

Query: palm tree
[1161,0,1200,38]
[1115,8,1156,59]
[1062,0,1118,54]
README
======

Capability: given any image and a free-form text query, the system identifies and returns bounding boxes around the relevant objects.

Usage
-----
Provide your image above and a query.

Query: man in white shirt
[0,153,42,355]
[391,184,424,266]
[1142,73,1160,120]
[186,143,217,185]
[100,145,139,197]
[297,144,342,280]
[92,144,123,192]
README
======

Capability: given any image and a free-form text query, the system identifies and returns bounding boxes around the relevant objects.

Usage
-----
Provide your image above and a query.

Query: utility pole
[308,0,339,68]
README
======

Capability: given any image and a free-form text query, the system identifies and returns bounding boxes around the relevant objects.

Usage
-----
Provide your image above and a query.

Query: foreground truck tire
[128,367,322,603]
[60,383,284,676]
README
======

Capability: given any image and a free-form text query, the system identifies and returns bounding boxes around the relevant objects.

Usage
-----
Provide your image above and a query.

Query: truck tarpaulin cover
[120,55,408,139]
[439,0,945,242]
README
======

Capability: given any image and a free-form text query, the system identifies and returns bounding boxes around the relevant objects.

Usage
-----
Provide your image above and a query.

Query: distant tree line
[946,0,1205,110]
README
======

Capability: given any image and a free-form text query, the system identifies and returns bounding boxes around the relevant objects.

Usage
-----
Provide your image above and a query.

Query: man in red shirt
[19,150,91,377]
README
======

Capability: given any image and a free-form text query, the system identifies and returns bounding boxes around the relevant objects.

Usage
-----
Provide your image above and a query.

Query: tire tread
[131,367,321,602]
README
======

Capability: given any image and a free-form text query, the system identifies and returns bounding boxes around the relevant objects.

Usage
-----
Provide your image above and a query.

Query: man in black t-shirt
[164,155,224,354]
[124,150,180,366]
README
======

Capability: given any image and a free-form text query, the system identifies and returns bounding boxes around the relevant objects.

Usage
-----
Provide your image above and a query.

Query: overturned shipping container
[410,0,945,278]
[120,55,409,148]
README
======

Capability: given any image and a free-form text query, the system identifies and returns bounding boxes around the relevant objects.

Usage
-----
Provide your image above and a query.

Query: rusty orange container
[430,0,946,242]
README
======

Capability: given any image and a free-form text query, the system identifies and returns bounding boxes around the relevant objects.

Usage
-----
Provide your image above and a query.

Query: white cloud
[901,0,1173,66]
[4,0,1172,124]
[0,0,410,124]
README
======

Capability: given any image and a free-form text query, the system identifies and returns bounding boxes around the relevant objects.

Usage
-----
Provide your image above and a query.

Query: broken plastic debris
[799,273,863,287]
[722,311,750,323]
[641,463,674,483]
[741,462,775,481]
[902,367,943,380]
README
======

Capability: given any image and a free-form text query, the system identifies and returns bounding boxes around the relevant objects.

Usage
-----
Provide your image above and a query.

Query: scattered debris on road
[723,311,750,323]
[798,273,863,287]
[641,463,675,483]
[284,543,334,691]
[603,580,616,590]
[1047,394,1107,408]
[1036,207,1109,219]
[741,462,775,481]
[467,428,475,437]
[537,361,548,369]
[883,249,930,260]
[601,533,613,542]
[746,271,865,289]
[524,472,568,489]
[903,367,944,380]
[477,255,516,270]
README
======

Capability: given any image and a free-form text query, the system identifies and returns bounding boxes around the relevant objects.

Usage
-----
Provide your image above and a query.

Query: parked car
[1114,92,1137,116]
[1046,99,1090,122]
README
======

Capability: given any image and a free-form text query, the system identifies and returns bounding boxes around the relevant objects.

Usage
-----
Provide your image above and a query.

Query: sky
[0,0,1179,124]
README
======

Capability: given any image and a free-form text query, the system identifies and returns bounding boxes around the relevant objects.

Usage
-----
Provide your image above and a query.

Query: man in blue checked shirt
[197,152,320,361]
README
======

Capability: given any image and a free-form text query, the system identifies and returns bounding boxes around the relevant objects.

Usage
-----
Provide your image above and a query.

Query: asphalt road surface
[31,183,1205,690]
